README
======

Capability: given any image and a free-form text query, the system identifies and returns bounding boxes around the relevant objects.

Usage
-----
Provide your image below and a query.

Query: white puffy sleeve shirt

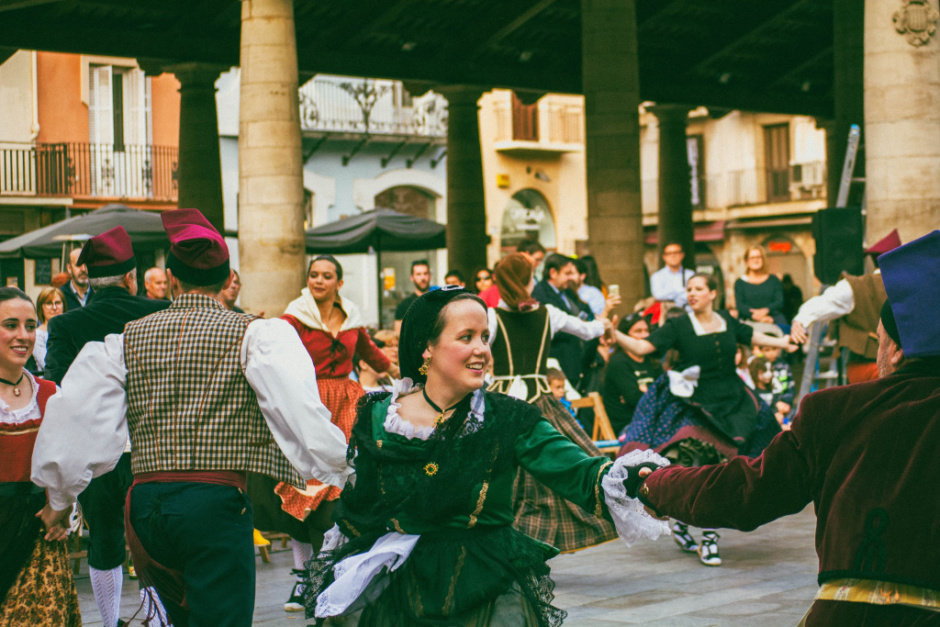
[32,318,352,511]
[791,278,856,328]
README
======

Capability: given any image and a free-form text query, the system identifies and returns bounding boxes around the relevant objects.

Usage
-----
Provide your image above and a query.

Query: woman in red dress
[0,287,81,626]
[251,255,393,612]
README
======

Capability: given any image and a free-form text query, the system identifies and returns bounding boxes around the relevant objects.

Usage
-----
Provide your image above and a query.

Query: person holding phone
[575,257,606,317]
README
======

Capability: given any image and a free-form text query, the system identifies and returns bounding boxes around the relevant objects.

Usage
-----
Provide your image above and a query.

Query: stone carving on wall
[411,92,448,137]
[893,0,939,46]
[299,92,320,129]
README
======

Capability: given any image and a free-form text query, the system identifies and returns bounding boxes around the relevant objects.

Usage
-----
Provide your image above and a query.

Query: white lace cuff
[601,449,672,546]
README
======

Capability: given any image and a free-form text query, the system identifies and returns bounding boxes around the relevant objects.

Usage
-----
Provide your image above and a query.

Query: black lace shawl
[337,389,540,534]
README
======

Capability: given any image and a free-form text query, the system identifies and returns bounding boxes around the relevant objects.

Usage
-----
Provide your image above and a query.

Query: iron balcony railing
[0,142,178,201]
[718,162,826,207]
[641,161,826,213]
[298,76,448,137]
[493,96,584,146]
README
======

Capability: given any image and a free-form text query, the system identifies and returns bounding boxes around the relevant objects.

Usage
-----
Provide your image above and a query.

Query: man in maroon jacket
[624,231,940,625]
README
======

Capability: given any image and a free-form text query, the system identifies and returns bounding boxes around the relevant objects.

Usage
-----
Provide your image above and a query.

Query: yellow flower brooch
[424,462,439,477]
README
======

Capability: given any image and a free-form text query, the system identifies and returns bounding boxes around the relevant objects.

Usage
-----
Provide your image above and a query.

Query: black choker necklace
[0,372,25,397]
[422,387,464,427]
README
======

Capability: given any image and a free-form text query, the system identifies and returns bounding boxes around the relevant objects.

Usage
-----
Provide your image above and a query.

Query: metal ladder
[793,124,865,408]
[834,124,866,211]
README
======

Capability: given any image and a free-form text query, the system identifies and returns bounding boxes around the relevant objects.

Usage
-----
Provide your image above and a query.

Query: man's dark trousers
[128,482,255,627]
[78,453,133,570]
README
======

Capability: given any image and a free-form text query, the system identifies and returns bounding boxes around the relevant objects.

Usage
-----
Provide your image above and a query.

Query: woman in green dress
[305,287,671,626]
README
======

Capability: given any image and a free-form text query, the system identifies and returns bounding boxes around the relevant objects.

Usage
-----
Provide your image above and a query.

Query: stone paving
[75,506,818,626]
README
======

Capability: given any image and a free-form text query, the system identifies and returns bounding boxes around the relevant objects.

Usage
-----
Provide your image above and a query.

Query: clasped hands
[36,503,72,542]
[790,320,808,344]
[621,461,667,520]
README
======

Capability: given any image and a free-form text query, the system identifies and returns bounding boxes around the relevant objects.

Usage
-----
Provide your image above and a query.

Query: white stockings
[89,565,123,627]
[293,540,314,571]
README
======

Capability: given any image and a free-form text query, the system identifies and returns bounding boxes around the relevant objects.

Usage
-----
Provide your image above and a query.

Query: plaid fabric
[124,294,304,487]
[513,393,617,553]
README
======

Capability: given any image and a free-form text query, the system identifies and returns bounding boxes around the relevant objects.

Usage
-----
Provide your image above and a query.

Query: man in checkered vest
[33,208,351,627]
[43,225,170,627]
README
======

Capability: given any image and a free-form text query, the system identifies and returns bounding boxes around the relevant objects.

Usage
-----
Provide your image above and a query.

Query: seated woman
[306,287,671,626]
[734,246,788,330]
[32,287,66,373]
[0,287,80,626]
[615,274,796,567]
[603,314,663,436]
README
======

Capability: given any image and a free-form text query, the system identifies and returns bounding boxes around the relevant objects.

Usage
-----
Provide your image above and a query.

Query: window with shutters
[88,64,152,197]
[763,123,790,203]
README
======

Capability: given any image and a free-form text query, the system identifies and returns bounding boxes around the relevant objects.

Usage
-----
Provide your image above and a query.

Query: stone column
[649,104,695,268]
[437,85,487,278]
[865,0,940,243]
[582,0,644,305]
[170,63,225,232]
[238,0,305,317]
[825,0,865,204]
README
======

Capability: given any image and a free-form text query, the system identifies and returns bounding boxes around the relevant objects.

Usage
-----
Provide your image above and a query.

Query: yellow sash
[815,578,940,611]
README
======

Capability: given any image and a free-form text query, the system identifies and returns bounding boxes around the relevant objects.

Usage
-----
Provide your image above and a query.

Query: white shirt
[31,318,352,511]
[33,328,49,371]
[650,266,695,307]
[71,283,90,307]
[790,272,879,329]
[578,284,606,317]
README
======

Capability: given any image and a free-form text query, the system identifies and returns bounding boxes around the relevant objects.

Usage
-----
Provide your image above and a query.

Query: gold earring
[418,356,431,376]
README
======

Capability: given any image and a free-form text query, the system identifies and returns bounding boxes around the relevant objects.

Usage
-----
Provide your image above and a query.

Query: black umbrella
[0,204,169,262]
[305,208,447,325]
[304,208,446,254]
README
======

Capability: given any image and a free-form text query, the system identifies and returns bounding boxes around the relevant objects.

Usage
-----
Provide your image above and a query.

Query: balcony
[715,161,826,208]
[298,76,447,139]
[493,94,584,156]
[641,161,826,219]
[0,142,178,202]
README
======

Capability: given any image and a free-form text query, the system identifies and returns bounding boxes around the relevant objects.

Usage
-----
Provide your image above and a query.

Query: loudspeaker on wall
[812,207,864,285]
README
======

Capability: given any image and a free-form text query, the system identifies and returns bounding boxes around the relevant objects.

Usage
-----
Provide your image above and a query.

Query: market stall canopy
[0,204,169,259]
[305,208,446,254]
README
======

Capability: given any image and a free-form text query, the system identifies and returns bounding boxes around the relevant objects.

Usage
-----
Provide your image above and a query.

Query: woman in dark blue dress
[612,273,796,566]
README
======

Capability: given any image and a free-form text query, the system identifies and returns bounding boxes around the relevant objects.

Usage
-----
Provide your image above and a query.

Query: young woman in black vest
[487,253,617,552]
